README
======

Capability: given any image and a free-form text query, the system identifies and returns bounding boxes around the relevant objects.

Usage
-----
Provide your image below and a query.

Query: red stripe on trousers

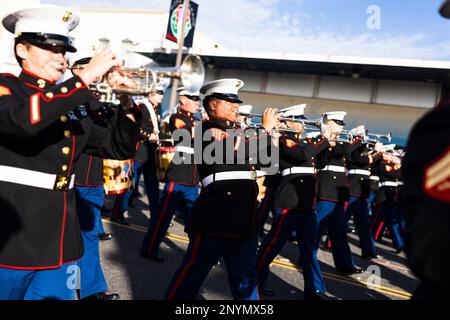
[146,182,175,255]
[257,209,289,272]
[166,233,201,300]
[375,221,385,241]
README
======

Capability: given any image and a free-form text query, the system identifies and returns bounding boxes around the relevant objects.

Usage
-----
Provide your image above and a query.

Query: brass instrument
[366,132,392,144]
[237,111,323,130]
[70,55,205,104]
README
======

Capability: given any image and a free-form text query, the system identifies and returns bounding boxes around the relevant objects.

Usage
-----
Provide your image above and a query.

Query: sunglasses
[156,90,164,95]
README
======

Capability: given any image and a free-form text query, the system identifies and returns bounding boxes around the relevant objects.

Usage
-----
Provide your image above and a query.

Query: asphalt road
[99,185,417,300]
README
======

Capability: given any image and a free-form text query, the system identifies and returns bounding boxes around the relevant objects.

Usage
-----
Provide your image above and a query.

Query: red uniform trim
[29,93,41,125]
[256,209,289,272]
[85,156,93,185]
[166,232,202,300]
[67,125,76,174]
[21,69,56,84]
[0,73,18,78]
[74,183,103,187]
[146,182,175,256]
[59,192,68,265]
[25,82,44,92]
[375,221,385,241]
[0,259,79,270]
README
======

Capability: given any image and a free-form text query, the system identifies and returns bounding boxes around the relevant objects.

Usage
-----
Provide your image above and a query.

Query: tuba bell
[71,54,205,104]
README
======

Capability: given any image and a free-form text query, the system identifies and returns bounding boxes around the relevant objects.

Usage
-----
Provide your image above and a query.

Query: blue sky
[43,0,450,60]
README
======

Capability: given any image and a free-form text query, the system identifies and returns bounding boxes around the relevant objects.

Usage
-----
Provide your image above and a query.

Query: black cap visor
[211,92,243,104]
[18,32,76,53]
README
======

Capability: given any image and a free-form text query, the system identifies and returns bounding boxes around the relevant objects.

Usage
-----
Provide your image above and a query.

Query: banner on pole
[165,0,199,48]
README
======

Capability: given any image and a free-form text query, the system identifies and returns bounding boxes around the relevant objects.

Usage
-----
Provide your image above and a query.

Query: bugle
[70,55,205,104]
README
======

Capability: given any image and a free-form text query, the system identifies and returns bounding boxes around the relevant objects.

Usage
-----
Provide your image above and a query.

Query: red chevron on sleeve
[210,128,229,141]
[174,118,187,129]
[424,148,450,203]
[284,139,298,148]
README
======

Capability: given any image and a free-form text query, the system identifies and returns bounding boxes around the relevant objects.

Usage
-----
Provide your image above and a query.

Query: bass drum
[155,145,176,182]
[103,159,134,195]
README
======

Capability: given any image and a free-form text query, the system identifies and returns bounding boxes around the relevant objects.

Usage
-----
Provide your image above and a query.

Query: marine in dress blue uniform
[112,88,164,224]
[371,157,403,252]
[255,104,333,300]
[315,112,363,274]
[403,5,450,294]
[72,90,121,300]
[140,87,201,262]
[164,79,279,300]
[0,6,140,300]
[345,131,383,259]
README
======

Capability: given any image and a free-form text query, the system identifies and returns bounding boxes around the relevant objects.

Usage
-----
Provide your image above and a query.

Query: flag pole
[168,0,190,110]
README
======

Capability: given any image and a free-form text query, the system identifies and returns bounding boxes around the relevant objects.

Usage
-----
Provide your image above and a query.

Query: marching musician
[140,87,201,262]
[403,1,450,298]
[71,57,119,300]
[255,104,335,300]
[345,128,384,259]
[111,86,165,224]
[164,79,279,300]
[371,154,404,253]
[0,5,140,299]
[315,112,364,274]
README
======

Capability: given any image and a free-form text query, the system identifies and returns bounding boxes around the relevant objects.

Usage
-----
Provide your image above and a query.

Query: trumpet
[366,132,392,144]
[70,55,205,104]
[236,111,323,129]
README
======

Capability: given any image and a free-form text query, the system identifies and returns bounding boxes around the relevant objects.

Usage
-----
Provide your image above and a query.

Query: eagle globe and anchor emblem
[170,4,193,41]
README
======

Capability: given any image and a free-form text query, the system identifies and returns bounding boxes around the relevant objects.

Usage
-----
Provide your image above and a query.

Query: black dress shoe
[140,251,165,263]
[111,216,130,226]
[304,291,328,301]
[98,232,112,241]
[82,292,120,300]
[338,267,364,275]
[260,287,274,297]
[361,253,381,260]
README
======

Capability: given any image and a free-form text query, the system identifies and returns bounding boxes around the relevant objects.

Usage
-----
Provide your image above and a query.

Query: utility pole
[168,0,190,110]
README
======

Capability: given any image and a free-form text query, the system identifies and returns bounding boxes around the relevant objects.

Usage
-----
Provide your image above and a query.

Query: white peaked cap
[177,86,200,97]
[279,104,307,117]
[2,5,79,38]
[200,78,244,102]
[322,111,347,121]
[238,105,253,114]
[384,144,396,150]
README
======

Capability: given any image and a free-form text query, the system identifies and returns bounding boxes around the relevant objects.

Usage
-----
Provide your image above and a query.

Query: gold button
[60,115,68,123]
[227,192,231,195]
[37,79,46,88]
[75,82,82,88]
[300,179,304,183]
[60,87,68,93]
[62,147,70,155]
[64,130,71,138]
[45,92,54,99]
[61,165,68,172]
[333,176,337,180]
